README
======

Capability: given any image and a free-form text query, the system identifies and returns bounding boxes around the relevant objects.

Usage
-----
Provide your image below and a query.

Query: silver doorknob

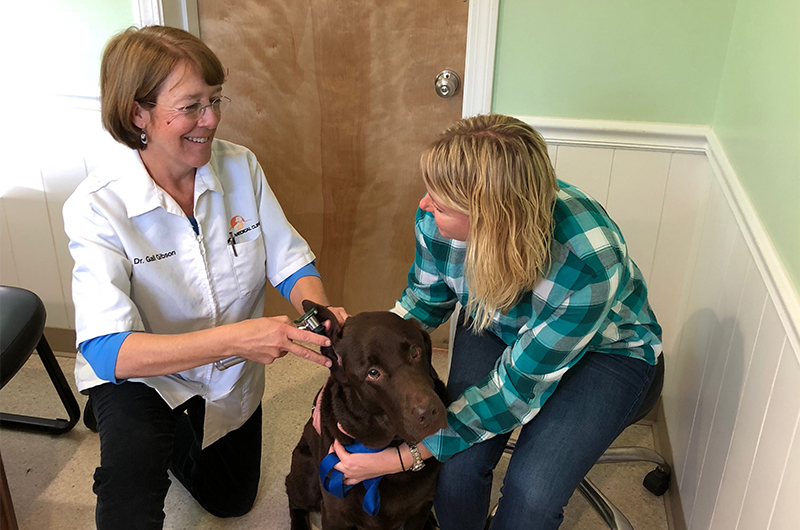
[434,70,461,98]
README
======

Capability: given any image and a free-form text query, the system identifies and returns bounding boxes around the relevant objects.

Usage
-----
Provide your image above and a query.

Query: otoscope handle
[214,356,246,371]
[214,307,326,371]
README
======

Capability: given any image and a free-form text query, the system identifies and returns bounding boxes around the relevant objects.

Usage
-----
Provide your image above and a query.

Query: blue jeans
[434,315,655,530]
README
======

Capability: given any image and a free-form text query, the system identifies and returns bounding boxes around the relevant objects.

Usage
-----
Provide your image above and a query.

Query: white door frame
[462,0,499,117]
[132,0,162,27]
[134,0,498,116]
[133,0,200,38]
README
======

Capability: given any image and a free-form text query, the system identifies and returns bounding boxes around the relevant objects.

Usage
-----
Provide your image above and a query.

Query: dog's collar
[319,440,386,517]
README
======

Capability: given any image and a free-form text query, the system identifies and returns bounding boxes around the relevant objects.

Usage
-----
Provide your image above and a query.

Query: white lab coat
[63,139,315,447]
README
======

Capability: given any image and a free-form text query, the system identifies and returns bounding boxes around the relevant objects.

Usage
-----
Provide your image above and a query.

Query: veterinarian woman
[63,26,345,529]
[331,114,661,530]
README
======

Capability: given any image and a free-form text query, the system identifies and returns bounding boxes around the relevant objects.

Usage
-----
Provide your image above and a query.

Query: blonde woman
[330,114,662,530]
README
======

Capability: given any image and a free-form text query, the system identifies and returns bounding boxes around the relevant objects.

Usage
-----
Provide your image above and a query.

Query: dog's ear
[420,326,432,361]
[406,317,434,370]
[301,300,344,367]
[423,328,437,377]
[301,300,342,338]
[411,321,447,399]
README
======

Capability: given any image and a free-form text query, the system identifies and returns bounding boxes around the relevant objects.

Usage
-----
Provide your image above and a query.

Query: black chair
[0,286,80,434]
[0,286,82,530]
[486,354,670,530]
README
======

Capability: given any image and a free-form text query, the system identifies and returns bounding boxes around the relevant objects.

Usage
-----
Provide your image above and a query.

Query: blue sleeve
[276,261,321,301]
[79,331,134,384]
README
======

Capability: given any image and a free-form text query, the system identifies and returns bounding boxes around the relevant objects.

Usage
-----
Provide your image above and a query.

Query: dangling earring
[140,131,148,145]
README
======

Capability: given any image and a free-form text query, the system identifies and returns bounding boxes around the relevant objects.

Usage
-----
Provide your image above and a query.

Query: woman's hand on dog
[325,306,349,326]
[234,316,333,367]
[331,435,436,485]
[331,438,404,485]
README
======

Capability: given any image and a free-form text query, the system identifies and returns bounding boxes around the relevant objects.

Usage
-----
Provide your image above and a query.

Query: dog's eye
[410,346,421,359]
[366,368,381,380]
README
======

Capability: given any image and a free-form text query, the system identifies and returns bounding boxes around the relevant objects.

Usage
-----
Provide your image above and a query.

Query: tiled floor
[0,351,669,530]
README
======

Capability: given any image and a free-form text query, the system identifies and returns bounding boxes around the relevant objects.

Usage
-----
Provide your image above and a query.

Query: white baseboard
[653,399,686,530]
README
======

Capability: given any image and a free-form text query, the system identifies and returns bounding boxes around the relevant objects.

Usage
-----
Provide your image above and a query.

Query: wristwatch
[408,444,425,472]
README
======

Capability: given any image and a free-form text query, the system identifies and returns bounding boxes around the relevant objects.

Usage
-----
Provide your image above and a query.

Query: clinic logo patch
[230,215,250,232]
[230,215,260,238]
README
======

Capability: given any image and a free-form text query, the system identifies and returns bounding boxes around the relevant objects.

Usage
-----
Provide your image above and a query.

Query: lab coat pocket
[228,232,267,298]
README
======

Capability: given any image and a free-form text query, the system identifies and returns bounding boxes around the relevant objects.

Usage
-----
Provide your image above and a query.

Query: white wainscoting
[529,115,800,530]
[1,96,125,331]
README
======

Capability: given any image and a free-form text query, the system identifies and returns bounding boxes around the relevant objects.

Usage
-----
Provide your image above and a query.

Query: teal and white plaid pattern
[397,181,662,461]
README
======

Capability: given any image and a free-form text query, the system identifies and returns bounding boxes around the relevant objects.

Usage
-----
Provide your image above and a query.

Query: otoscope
[214,307,327,370]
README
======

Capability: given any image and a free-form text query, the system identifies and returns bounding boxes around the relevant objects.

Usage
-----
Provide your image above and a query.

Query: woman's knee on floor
[182,407,262,517]
[194,477,259,518]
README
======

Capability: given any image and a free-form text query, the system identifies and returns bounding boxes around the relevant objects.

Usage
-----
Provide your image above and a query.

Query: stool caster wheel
[643,466,670,496]
[484,504,497,530]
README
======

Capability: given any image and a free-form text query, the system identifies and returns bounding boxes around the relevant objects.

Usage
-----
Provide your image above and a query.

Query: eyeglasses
[145,96,231,121]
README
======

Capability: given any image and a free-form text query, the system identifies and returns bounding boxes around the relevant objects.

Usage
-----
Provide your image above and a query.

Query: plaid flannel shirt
[395,181,662,462]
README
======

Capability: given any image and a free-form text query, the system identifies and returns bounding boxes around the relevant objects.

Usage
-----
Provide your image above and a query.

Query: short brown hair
[100,26,226,150]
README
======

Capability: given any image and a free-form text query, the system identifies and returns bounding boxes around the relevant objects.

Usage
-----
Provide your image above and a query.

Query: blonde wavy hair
[420,114,559,331]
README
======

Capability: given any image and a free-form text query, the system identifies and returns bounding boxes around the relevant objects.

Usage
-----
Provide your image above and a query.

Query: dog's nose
[412,400,447,431]
[414,404,433,424]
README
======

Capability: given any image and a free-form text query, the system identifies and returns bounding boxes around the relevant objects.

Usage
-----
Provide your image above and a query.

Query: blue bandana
[319,440,386,516]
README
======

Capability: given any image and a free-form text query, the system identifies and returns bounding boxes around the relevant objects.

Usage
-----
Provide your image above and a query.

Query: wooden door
[198,1,468,343]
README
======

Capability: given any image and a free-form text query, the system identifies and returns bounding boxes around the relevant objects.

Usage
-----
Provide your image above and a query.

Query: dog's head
[303,301,448,447]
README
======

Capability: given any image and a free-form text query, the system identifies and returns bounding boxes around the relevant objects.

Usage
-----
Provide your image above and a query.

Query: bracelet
[408,444,425,472]
[396,446,405,472]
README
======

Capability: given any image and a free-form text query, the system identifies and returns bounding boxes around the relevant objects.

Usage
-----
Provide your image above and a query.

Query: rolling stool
[485,354,670,530]
[0,286,81,530]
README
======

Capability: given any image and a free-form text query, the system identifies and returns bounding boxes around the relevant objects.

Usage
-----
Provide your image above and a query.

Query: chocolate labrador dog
[286,302,449,530]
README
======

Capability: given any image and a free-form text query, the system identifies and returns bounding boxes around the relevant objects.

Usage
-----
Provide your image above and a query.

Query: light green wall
[492,0,800,294]
[492,0,737,124]
[10,0,134,96]
[712,0,800,290]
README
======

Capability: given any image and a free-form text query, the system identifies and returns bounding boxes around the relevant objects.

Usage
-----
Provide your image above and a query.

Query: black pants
[87,382,262,529]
